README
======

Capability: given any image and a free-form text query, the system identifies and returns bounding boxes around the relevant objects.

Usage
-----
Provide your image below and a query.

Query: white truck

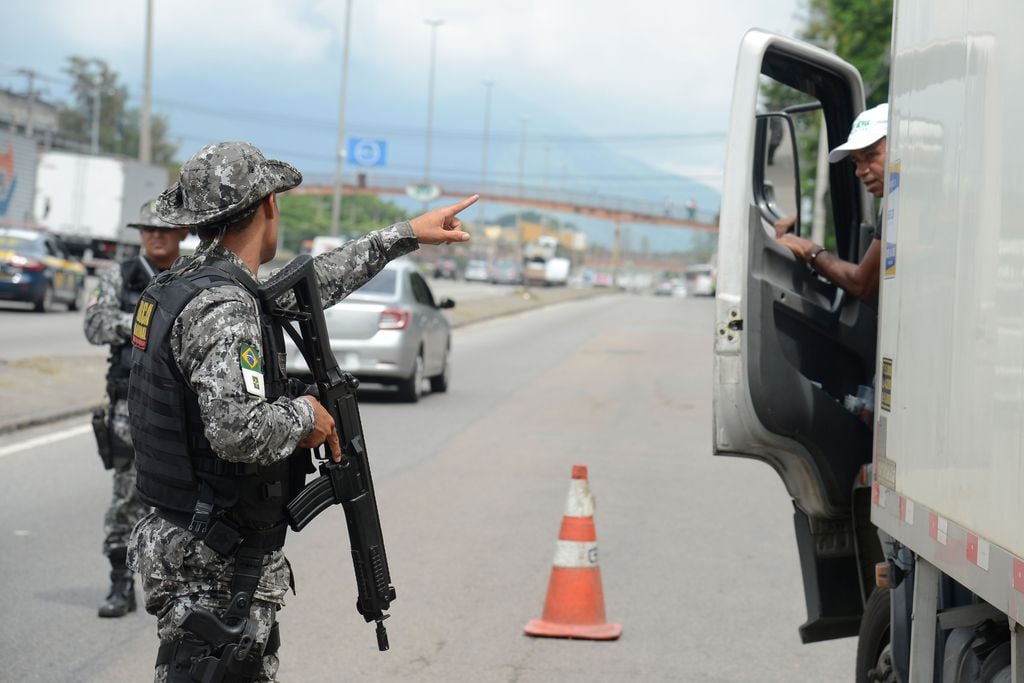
[715,4,1024,681]
[0,131,39,229]
[33,150,168,271]
[544,256,571,286]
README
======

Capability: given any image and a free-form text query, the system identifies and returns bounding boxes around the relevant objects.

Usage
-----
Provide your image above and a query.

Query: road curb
[0,405,99,436]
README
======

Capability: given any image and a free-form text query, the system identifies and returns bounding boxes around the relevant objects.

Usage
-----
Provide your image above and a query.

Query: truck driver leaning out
[774,102,888,303]
[125,141,476,682]
[83,200,191,618]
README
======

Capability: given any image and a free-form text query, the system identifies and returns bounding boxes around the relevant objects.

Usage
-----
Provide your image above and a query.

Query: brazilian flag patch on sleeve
[239,343,266,398]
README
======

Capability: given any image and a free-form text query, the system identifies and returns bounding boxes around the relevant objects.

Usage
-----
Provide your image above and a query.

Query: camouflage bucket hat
[155,141,302,227]
[126,199,179,230]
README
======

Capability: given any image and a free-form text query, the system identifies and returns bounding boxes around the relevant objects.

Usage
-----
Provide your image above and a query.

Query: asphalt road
[0,294,856,682]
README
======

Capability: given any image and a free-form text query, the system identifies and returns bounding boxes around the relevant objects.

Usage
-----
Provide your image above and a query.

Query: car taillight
[378,308,410,330]
[10,254,45,271]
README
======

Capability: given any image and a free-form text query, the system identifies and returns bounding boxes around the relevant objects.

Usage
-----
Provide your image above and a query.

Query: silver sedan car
[285,259,454,402]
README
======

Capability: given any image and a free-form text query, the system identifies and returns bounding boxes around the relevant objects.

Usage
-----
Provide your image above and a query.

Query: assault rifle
[259,254,396,651]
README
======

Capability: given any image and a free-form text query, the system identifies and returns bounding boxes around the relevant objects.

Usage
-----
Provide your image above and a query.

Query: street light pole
[140,0,153,163]
[517,115,530,293]
[423,18,443,211]
[330,0,353,237]
[90,86,101,154]
[478,80,494,226]
[16,69,36,139]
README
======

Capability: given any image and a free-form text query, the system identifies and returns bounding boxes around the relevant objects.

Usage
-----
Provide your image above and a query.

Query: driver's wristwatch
[808,247,827,272]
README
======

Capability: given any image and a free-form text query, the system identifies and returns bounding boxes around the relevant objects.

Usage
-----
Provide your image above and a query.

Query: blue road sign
[346,138,388,168]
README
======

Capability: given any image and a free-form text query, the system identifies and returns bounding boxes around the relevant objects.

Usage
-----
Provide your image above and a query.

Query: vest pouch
[228,459,292,531]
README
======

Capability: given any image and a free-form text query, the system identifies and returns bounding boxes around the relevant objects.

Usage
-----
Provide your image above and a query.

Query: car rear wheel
[429,349,450,393]
[34,284,54,313]
[67,283,84,311]
[397,351,423,403]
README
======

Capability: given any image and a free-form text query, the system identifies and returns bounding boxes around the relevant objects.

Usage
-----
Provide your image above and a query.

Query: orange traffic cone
[524,465,622,640]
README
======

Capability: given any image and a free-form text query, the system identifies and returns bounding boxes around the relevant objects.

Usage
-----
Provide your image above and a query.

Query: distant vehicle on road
[544,257,571,286]
[491,259,522,285]
[684,263,716,296]
[310,235,347,257]
[0,228,86,312]
[432,258,458,280]
[654,280,676,297]
[463,259,491,283]
[284,259,454,402]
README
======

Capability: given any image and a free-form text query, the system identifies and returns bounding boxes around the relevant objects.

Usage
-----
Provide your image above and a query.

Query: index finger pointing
[446,194,479,215]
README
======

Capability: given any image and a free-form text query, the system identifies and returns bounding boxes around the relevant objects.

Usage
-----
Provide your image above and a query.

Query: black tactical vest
[128,256,310,552]
[106,256,155,401]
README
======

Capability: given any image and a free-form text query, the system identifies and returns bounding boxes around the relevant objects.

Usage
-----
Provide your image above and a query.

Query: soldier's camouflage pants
[103,400,150,556]
[129,513,292,683]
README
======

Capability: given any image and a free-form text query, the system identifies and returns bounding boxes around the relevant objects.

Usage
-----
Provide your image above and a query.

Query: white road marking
[0,423,92,458]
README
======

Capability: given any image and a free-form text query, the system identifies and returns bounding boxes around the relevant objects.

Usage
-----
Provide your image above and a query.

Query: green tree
[759,1,893,248]
[276,194,412,253]
[58,56,177,164]
[803,0,893,107]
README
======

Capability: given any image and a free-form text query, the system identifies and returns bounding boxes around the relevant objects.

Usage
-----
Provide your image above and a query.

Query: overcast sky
[2,0,804,250]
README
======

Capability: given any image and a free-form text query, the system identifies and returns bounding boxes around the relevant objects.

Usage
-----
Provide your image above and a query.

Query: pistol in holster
[91,407,114,470]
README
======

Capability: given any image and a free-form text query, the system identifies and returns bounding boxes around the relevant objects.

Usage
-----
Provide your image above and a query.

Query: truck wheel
[429,349,450,393]
[34,284,54,313]
[856,587,895,683]
[396,351,423,403]
[978,642,1010,682]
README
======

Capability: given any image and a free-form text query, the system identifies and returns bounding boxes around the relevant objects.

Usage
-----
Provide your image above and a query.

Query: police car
[0,227,87,312]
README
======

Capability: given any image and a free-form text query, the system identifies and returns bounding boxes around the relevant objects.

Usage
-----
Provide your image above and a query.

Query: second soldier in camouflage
[84,200,190,618]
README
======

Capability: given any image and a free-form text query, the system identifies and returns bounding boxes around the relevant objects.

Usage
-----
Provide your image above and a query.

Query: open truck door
[713,30,881,642]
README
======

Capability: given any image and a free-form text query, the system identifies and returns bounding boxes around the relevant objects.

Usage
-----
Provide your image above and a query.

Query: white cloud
[12,0,799,133]
[4,0,801,194]
[38,0,334,73]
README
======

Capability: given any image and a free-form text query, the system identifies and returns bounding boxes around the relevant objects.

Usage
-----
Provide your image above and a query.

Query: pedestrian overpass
[291,173,718,233]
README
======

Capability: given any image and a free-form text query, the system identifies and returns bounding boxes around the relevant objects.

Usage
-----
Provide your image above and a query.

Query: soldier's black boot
[98,549,137,618]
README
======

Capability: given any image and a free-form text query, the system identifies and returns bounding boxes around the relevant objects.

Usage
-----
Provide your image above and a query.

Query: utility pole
[90,86,101,154]
[16,69,36,139]
[330,0,353,237]
[478,80,495,226]
[140,0,154,163]
[543,144,551,200]
[423,18,443,211]
[612,219,621,288]
[517,115,530,294]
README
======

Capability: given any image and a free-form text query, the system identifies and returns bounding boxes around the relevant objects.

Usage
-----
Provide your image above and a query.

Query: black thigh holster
[158,621,280,683]
[157,547,279,683]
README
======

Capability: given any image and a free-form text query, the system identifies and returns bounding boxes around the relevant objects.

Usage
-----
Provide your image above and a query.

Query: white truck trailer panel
[34,152,167,249]
[35,152,126,242]
[873,0,1024,602]
[0,132,39,228]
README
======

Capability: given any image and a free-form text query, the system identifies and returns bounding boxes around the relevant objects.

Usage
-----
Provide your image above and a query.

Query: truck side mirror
[753,113,801,235]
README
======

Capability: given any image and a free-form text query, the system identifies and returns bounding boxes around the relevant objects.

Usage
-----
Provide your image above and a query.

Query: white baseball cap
[828,103,889,163]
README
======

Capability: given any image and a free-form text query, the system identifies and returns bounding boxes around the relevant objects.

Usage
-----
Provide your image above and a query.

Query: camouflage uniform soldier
[125,141,475,682]
[84,201,191,618]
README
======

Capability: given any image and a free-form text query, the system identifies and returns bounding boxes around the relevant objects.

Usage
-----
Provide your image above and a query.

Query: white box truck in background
[0,131,39,228]
[544,257,570,286]
[33,151,168,271]
[714,2,1024,680]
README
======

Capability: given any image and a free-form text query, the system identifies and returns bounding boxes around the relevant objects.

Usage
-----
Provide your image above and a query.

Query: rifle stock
[260,255,396,651]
